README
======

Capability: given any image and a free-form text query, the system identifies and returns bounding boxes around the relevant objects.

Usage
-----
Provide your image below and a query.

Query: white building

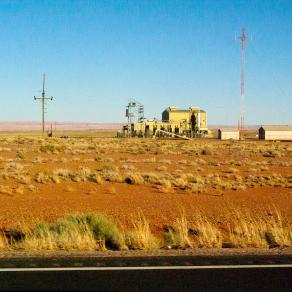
[218,128,240,140]
[259,125,292,141]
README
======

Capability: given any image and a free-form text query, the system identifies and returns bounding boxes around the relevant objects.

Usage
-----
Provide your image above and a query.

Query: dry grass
[164,212,222,248]
[124,173,144,185]
[101,168,123,183]
[0,209,291,251]
[125,212,159,250]
[21,220,99,251]
[158,179,173,193]
[35,172,51,184]
[192,215,222,248]
[0,136,291,193]
[0,233,9,250]
[163,208,291,249]
[164,212,193,249]
[227,208,291,248]
[89,173,103,184]
[0,185,13,195]
[269,209,292,246]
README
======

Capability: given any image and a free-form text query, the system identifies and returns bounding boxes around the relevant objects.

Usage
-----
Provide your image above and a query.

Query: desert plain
[0,132,291,250]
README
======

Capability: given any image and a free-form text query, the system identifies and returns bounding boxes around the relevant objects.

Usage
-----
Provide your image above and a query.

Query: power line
[33,74,54,134]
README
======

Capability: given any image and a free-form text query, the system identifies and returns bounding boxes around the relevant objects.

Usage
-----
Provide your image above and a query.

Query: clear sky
[0,0,291,125]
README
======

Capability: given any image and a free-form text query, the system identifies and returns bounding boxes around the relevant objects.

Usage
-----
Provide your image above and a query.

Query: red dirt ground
[0,181,291,233]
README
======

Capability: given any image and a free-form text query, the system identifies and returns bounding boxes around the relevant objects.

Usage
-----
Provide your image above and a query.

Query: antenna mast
[34,74,54,134]
[239,28,246,136]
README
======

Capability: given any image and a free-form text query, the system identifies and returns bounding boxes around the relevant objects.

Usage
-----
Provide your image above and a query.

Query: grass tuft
[164,212,192,249]
[124,173,144,185]
[20,213,125,251]
[126,213,159,250]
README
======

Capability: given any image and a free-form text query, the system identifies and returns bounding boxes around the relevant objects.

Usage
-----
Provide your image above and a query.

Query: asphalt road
[0,254,291,291]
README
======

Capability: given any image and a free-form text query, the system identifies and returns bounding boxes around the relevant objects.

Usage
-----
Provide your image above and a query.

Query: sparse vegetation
[40,144,65,153]
[0,209,290,251]
[164,212,222,249]
[0,135,291,252]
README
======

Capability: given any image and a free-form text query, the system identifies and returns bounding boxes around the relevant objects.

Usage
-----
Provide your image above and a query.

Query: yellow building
[162,106,207,131]
[121,106,208,138]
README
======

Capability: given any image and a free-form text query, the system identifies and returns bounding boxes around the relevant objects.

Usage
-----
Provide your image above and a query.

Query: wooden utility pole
[34,74,54,133]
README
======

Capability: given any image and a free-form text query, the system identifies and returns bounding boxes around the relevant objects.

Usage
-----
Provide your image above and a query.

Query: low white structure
[218,128,239,140]
[259,125,292,141]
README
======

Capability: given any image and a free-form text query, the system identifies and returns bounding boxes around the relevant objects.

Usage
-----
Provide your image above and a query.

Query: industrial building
[121,103,208,138]
[218,128,240,140]
[259,126,292,141]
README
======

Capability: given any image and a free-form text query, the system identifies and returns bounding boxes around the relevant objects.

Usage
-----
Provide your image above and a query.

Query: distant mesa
[0,122,122,131]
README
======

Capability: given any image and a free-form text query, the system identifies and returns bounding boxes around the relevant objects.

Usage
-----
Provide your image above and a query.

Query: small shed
[259,125,292,141]
[218,128,239,140]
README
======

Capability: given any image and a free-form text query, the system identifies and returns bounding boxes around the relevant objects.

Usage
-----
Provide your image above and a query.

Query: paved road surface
[0,254,291,291]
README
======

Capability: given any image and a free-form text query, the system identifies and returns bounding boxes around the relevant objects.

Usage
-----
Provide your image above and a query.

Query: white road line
[0,265,291,272]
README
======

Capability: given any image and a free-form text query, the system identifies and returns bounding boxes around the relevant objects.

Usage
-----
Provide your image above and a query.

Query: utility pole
[239,28,246,137]
[34,74,54,134]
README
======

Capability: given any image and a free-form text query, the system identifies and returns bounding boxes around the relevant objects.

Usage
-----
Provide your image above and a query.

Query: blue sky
[0,0,291,124]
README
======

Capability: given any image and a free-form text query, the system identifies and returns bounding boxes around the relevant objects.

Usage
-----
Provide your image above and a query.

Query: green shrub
[40,144,65,153]
[26,213,125,250]
[83,213,125,250]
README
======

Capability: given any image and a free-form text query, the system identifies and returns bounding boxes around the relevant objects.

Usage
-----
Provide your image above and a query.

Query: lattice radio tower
[239,28,246,135]
[34,74,54,133]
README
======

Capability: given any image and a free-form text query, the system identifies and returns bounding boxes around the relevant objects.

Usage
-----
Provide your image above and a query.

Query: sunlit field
[0,132,291,250]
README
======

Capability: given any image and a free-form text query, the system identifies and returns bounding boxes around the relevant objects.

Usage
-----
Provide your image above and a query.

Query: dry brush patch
[227,209,292,248]
[163,212,222,249]
[18,213,126,251]
[0,137,291,192]
[0,208,290,251]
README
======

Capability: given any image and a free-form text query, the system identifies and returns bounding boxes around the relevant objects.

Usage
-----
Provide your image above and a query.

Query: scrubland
[0,134,291,251]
